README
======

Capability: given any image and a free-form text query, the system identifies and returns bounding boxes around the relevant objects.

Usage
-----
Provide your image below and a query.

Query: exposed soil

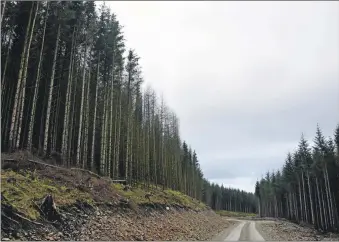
[256,219,339,241]
[78,207,235,241]
[1,197,234,241]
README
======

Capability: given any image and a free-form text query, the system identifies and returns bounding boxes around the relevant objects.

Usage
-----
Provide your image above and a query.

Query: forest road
[212,219,265,241]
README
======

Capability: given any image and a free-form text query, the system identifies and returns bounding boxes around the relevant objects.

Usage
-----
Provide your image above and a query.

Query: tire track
[224,221,246,241]
[216,219,265,241]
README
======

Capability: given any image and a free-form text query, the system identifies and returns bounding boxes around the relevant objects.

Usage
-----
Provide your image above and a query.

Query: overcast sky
[105,1,339,193]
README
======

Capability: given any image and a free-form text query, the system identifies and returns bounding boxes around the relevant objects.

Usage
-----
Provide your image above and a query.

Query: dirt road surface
[213,218,339,241]
[213,219,265,241]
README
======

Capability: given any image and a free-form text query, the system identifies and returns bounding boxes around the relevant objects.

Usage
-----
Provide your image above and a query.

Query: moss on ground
[1,168,207,221]
[216,210,256,217]
[112,183,206,210]
[1,170,93,220]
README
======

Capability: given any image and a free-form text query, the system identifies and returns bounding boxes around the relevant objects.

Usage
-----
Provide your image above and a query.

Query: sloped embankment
[1,151,234,241]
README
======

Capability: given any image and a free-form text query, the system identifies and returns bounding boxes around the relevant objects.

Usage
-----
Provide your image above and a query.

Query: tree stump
[40,194,59,221]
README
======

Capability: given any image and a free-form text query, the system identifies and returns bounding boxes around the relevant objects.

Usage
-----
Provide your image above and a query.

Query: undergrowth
[112,183,206,210]
[1,170,93,220]
[1,168,206,221]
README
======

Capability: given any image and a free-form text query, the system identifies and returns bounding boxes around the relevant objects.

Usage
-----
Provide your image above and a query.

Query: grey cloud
[108,1,339,192]
[203,156,285,181]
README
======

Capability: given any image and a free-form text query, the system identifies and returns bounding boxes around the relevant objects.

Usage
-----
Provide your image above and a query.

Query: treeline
[1,1,256,212]
[203,183,257,213]
[255,124,339,232]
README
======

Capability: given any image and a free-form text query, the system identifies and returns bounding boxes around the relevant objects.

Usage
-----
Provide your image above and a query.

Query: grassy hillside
[1,155,206,221]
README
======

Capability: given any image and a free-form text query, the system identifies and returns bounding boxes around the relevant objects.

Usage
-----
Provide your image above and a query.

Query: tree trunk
[324,164,335,229]
[316,176,325,230]
[68,51,82,165]
[61,27,76,161]
[298,180,304,222]
[82,68,91,169]
[9,2,34,151]
[16,1,39,148]
[91,56,100,172]
[76,40,88,167]
[293,192,299,221]
[301,172,309,223]
[109,44,115,178]
[1,0,6,24]
[1,36,11,103]
[100,81,108,175]
[307,172,315,225]
[114,84,122,178]
[27,2,49,151]
[43,23,61,155]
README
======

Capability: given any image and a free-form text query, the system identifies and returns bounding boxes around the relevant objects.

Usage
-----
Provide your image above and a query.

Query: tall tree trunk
[83,69,91,169]
[1,36,11,102]
[68,51,82,165]
[301,172,309,223]
[324,164,335,229]
[125,93,132,182]
[109,44,115,178]
[307,172,315,225]
[294,192,299,221]
[9,2,34,151]
[298,180,304,222]
[76,41,88,167]
[91,57,100,171]
[100,82,108,175]
[27,2,49,150]
[114,82,122,178]
[16,2,39,148]
[44,23,61,155]
[61,27,76,161]
[52,84,61,151]
[316,176,325,230]
[1,0,6,24]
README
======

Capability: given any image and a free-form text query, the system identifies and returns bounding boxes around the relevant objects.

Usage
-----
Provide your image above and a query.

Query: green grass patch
[1,168,207,221]
[216,210,256,217]
[112,183,206,210]
[1,170,93,220]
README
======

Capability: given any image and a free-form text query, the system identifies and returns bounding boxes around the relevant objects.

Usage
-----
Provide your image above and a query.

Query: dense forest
[255,124,339,232]
[1,1,257,213]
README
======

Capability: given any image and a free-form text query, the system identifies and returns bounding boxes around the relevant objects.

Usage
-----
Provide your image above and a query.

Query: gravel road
[213,219,265,241]
[213,218,339,241]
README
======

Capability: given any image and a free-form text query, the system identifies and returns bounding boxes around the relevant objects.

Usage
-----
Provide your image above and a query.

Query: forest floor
[1,151,235,241]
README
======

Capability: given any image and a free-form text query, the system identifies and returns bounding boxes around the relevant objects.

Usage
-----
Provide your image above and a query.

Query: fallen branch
[61,211,73,216]
[27,159,61,169]
[2,213,19,225]
[14,212,44,226]
[31,200,46,217]
[27,159,102,179]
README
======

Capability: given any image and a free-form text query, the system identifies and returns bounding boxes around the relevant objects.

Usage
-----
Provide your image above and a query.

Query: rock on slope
[255,220,339,241]
[79,208,234,241]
